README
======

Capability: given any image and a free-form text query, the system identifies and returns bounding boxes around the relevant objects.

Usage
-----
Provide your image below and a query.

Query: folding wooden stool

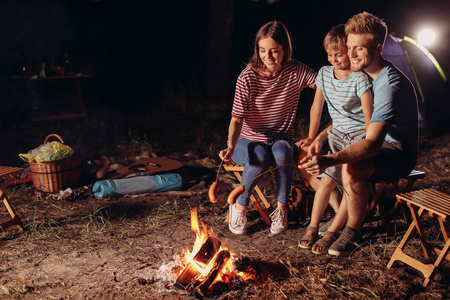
[387,188,450,287]
[0,166,24,232]
[224,162,274,226]
[368,170,426,235]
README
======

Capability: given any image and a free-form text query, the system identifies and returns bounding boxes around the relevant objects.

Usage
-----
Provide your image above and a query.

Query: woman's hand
[219,147,234,162]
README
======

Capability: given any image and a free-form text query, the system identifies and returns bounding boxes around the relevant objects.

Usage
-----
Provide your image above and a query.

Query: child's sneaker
[269,208,288,235]
[229,204,247,235]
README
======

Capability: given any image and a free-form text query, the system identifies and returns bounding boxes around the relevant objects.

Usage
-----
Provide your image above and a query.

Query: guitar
[106,157,183,180]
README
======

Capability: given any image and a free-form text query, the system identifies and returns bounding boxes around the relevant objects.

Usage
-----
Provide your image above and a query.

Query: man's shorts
[319,128,366,179]
[368,141,415,183]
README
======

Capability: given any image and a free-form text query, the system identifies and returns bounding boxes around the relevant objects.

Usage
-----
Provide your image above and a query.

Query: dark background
[0,0,449,134]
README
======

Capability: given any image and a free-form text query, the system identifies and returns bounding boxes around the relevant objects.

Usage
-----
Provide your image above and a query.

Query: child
[297,24,373,254]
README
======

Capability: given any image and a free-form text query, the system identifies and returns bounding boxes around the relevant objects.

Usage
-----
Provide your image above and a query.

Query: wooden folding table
[387,188,450,287]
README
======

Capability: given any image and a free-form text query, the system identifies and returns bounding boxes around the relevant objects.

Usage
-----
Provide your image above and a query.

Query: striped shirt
[232,60,316,143]
[316,66,372,133]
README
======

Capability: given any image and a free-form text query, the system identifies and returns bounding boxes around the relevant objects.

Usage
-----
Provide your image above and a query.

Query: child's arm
[298,88,325,147]
[360,90,373,130]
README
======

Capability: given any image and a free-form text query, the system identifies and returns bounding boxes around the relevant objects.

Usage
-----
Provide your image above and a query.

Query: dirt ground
[1,132,449,299]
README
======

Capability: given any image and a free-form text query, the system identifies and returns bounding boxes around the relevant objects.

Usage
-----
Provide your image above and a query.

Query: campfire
[174,208,252,296]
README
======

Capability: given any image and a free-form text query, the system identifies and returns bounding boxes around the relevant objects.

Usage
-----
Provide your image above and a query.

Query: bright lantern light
[418,29,436,45]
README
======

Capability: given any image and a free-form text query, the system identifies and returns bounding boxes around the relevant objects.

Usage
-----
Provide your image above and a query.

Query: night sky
[0,0,449,121]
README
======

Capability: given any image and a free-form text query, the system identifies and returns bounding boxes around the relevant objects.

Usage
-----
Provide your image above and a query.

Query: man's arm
[300,122,390,175]
[330,121,389,162]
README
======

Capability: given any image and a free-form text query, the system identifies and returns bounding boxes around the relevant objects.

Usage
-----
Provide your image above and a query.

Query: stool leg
[387,206,438,287]
[369,182,387,212]
[253,185,272,209]
[432,219,450,259]
[249,194,272,226]
[390,179,415,223]
[387,207,425,268]
[438,219,449,242]
[232,171,273,226]
[0,177,24,232]
[369,182,393,235]
[409,205,432,258]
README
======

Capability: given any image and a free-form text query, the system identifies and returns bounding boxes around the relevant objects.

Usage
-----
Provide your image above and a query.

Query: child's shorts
[318,127,366,180]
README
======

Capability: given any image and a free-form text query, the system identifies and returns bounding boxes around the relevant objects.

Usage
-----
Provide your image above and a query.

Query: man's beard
[350,63,364,72]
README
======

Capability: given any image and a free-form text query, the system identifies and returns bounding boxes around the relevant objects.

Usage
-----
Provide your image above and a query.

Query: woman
[219,20,317,235]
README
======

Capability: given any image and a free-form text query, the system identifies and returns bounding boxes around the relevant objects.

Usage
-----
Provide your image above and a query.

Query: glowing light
[403,36,447,82]
[417,29,436,46]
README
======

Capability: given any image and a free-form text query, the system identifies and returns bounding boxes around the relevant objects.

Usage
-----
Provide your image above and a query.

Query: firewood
[195,250,231,296]
[193,236,221,266]
[175,263,201,289]
[176,236,222,290]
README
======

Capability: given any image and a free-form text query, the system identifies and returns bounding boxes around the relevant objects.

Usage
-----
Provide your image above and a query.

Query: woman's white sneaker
[229,204,247,235]
[269,208,288,234]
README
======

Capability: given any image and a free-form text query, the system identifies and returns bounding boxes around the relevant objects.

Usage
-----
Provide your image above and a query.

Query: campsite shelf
[11,74,92,121]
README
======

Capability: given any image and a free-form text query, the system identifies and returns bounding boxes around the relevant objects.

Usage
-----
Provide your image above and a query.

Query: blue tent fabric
[383,35,418,87]
[382,35,441,137]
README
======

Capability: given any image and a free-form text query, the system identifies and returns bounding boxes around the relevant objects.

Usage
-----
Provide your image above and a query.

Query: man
[299,11,419,256]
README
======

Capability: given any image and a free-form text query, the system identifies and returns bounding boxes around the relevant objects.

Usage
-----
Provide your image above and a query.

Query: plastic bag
[19,141,74,163]
[92,173,182,198]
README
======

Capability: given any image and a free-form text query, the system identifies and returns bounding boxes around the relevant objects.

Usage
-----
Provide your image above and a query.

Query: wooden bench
[368,170,426,235]
[0,166,25,232]
[224,162,274,226]
[387,188,450,287]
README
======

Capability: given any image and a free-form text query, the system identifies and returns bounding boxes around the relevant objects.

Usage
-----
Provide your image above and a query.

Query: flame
[189,208,211,257]
[176,208,240,291]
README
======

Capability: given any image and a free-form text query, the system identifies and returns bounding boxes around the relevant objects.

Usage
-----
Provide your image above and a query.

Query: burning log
[175,209,237,296]
[176,236,232,295]
[195,249,231,296]
[175,263,201,290]
[193,236,221,265]
[176,236,222,291]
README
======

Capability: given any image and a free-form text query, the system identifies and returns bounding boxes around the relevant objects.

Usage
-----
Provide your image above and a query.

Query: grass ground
[0,95,449,299]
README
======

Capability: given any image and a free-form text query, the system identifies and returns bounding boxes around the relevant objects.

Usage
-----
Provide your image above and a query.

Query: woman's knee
[272,140,294,163]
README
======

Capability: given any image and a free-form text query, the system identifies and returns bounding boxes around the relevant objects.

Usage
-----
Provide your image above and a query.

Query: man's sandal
[311,231,340,255]
[299,226,318,250]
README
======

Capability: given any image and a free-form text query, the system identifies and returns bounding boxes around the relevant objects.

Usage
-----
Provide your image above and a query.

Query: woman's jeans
[231,138,295,207]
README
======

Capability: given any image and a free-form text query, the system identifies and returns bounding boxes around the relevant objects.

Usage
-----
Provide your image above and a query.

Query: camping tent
[382,34,448,137]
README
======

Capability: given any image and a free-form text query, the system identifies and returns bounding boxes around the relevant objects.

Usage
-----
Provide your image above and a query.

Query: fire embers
[173,209,291,296]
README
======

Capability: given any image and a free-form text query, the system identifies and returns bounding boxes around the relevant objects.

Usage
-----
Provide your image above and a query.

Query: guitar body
[106,157,183,179]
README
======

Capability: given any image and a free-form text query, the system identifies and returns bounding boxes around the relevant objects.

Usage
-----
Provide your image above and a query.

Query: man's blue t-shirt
[369,61,419,163]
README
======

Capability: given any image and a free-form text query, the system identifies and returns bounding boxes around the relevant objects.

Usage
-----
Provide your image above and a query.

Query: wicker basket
[30,134,81,193]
